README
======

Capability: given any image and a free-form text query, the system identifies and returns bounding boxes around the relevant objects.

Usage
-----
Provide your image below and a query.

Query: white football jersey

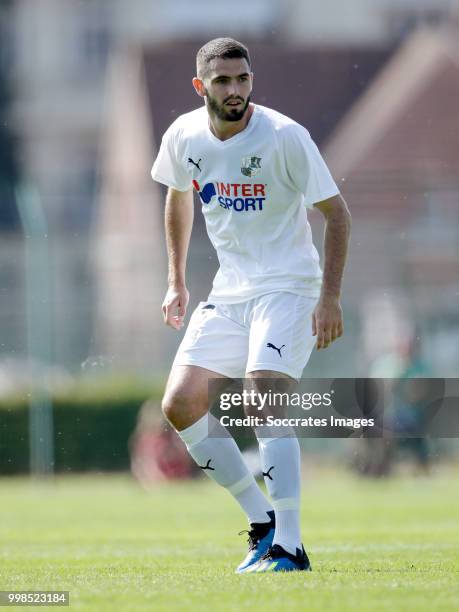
[151,104,339,303]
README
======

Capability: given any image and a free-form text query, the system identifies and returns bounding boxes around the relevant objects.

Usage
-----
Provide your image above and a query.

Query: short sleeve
[284,124,339,208]
[151,124,192,192]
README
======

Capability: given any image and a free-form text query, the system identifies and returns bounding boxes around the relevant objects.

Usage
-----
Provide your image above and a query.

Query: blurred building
[1,0,457,377]
[326,27,459,374]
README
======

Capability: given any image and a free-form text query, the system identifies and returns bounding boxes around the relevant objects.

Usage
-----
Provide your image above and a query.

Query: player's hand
[162,285,189,330]
[312,296,343,350]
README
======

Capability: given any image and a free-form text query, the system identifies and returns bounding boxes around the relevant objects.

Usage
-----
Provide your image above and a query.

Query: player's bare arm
[162,186,193,330]
[312,194,351,350]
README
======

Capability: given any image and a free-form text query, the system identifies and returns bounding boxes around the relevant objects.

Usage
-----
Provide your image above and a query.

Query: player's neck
[208,103,255,142]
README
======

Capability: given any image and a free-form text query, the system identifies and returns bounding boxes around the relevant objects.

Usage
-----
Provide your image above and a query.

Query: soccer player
[151,38,351,573]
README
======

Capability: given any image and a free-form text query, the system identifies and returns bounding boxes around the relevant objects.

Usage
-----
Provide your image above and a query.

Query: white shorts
[172,292,318,380]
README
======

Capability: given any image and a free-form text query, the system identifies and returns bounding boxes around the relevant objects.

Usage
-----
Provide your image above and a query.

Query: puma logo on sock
[199,459,215,471]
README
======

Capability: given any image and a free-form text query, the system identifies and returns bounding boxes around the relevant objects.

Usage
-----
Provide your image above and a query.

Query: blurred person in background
[151,38,351,573]
[130,400,197,487]
[353,332,433,476]
[384,334,433,474]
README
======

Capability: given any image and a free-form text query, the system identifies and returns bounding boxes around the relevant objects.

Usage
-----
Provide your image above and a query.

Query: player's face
[203,58,253,122]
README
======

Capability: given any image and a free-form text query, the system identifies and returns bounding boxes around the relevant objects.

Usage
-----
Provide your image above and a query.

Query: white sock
[256,428,302,555]
[177,413,273,524]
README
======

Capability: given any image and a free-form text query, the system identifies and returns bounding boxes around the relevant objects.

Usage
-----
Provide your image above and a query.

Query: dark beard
[206,92,251,122]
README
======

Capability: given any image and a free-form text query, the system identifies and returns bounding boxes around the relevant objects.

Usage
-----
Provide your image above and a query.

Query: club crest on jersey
[241,156,262,177]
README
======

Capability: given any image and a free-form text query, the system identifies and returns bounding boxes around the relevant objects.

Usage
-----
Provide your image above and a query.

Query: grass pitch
[1,465,458,611]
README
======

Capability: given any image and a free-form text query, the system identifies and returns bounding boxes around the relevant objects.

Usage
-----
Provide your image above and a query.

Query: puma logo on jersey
[262,466,275,480]
[188,157,202,171]
[266,342,285,357]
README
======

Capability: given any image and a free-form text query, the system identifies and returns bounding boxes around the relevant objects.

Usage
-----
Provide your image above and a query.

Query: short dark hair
[196,38,251,78]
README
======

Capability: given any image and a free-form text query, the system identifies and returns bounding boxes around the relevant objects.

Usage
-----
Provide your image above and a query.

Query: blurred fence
[0,211,458,384]
[0,234,94,377]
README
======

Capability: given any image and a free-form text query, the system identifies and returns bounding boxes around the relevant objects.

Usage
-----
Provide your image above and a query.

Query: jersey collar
[206,104,260,146]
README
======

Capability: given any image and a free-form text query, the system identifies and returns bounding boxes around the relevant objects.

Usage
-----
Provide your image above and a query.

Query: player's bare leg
[162,364,229,431]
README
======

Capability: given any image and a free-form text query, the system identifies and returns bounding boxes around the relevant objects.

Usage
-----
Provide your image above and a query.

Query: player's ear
[192,77,206,98]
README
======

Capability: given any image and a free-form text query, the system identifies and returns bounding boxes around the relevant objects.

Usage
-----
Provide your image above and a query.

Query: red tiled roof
[325,28,459,221]
[142,41,393,149]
